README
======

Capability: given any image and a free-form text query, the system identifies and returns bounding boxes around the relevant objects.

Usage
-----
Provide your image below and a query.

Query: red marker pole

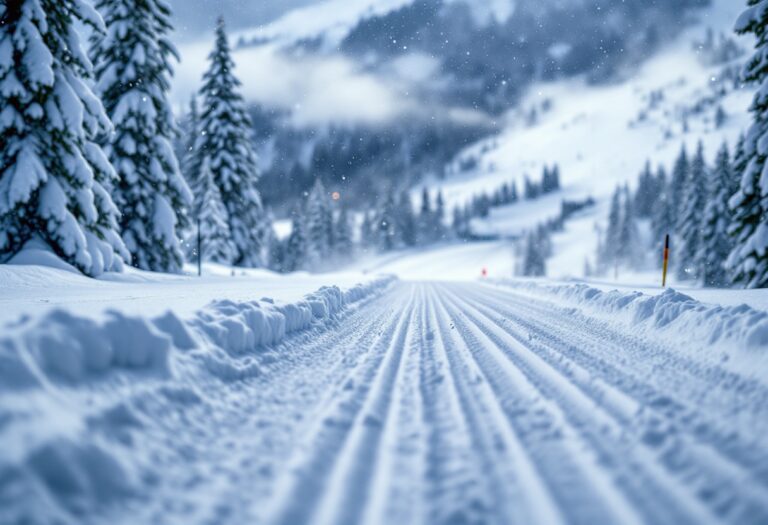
[662,234,670,288]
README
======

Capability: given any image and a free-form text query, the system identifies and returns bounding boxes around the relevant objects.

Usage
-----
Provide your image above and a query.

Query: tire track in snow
[459,283,768,523]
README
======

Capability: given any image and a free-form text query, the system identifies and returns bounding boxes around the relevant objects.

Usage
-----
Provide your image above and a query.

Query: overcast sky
[167,0,318,40]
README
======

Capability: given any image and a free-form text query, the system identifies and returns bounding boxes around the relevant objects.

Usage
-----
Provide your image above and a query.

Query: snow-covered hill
[423,0,750,281]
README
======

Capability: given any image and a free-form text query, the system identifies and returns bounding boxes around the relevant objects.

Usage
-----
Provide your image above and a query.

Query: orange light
[331,191,341,201]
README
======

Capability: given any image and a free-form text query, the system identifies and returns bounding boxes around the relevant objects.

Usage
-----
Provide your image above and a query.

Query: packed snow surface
[2,272,768,524]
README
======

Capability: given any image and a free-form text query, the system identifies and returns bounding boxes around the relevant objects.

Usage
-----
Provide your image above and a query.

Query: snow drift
[0,275,395,522]
[493,280,768,353]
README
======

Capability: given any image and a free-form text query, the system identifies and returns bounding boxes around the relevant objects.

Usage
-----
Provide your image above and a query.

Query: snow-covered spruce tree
[522,230,546,277]
[377,186,397,252]
[0,0,128,275]
[601,187,622,273]
[634,160,656,218]
[334,206,354,259]
[418,187,433,243]
[676,141,708,280]
[195,17,266,267]
[359,211,373,251]
[193,156,234,264]
[651,166,674,268]
[91,0,191,273]
[618,185,640,268]
[434,190,446,241]
[305,178,333,268]
[182,96,200,192]
[699,143,733,287]
[670,145,689,229]
[396,190,417,247]
[728,3,768,288]
[284,208,307,272]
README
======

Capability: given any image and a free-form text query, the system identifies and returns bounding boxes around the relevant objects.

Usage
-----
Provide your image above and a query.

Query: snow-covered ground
[4,271,768,524]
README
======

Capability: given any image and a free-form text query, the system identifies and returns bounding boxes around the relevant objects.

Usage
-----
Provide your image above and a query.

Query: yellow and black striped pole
[662,234,670,288]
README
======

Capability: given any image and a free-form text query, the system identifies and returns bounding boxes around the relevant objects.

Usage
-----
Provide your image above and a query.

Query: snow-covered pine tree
[195,18,266,267]
[670,145,689,228]
[727,2,768,288]
[510,181,519,203]
[602,187,623,272]
[434,190,446,241]
[551,164,561,191]
[419,187,433,243]
[618,185,640,268]
[634,160,656,218]
[182,96,200,191]
[699,142,733,287]
[396,190,417,247]
[195,156,234,264]
[91,0,191,273]
[377,186,397,252]
[0,0,128,276]
[522,230,546,277]
[651,166,674,268]
[676,141,708,280]
[306,178,331,267]
[284,208,307,272]
[334,206,354,258]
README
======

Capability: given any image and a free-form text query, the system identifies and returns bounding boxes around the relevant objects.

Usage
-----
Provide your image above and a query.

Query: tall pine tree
[676,141,708,280]
[91,0,191,273]
[195,18,266,267]
[728,2,768,287]
[699,143,734,287]
[651,166,674,268]
[670,145,689,229]
[0,0,128,276]
[195,156,234,264]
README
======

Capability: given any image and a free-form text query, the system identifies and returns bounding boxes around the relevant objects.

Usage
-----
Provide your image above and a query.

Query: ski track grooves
[41,281,768,525]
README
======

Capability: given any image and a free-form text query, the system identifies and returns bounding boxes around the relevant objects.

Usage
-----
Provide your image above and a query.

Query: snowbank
[0,275,395,520]
[492,281,768,353]
[0,275,396,392]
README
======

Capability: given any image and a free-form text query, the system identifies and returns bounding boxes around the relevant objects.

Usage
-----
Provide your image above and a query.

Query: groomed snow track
[3,281,768,525]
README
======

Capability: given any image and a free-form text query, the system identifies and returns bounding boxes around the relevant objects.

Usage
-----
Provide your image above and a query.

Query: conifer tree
[651,166,674,268]
[634,160,656,218]
[91,0,191,272]
[377,187,397,252]
[676,141,708,280]
[182,96,200,191]
[618,185,640,268]
[0,0,128,275]
[360,211,374,251]
[728,3,768,289]
[195,157,234,264]
[334,206,354,258]
[699,143,733,286]
[419,187,433,243]
[306,178,332,267]
[195,18,266,267]
[522,230,546,276]
[434,190,446,241]
[670,145,689,228]
[602,187,623,271]
[284,209,307,272]
[396,190,417,247]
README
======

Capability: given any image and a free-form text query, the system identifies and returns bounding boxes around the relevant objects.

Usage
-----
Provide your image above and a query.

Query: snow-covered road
[3,281,768,525]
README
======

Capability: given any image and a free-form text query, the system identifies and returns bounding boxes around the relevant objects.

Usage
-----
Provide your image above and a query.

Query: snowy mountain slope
[423,0,750,279]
